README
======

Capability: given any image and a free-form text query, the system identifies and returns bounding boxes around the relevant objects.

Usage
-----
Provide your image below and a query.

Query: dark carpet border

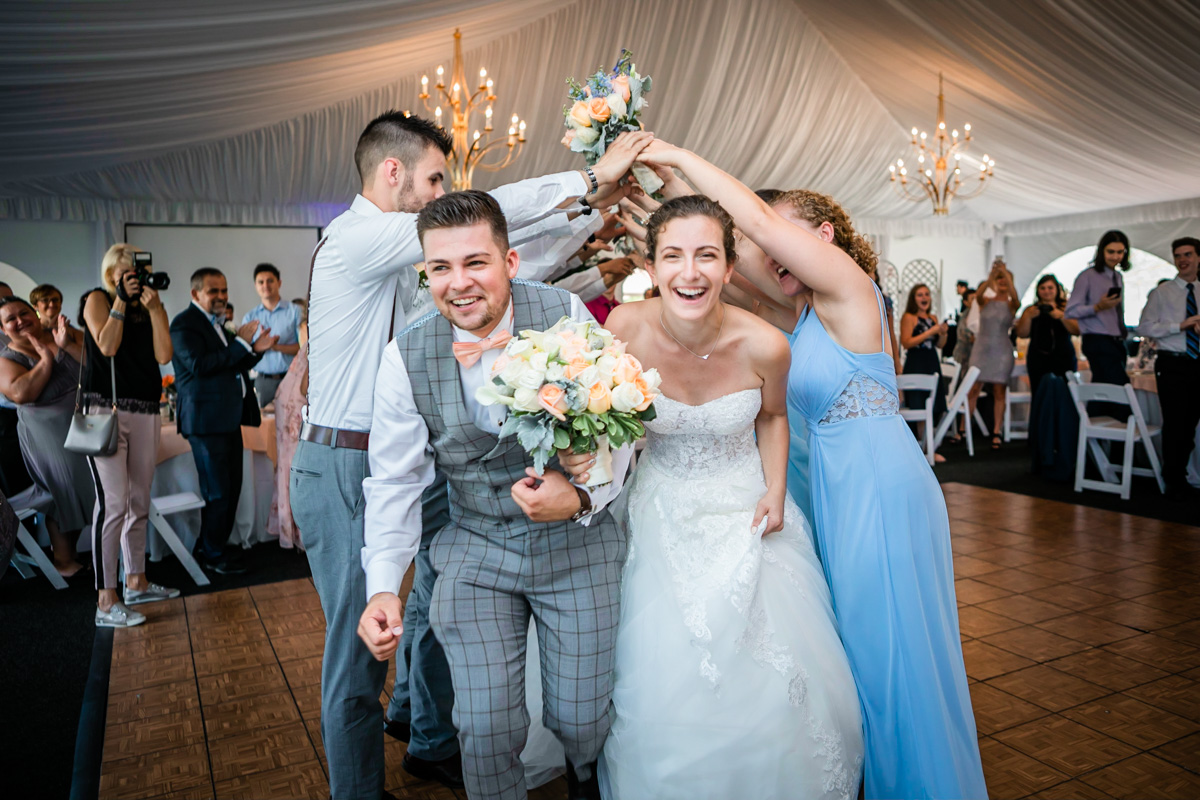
[69,625,112,800]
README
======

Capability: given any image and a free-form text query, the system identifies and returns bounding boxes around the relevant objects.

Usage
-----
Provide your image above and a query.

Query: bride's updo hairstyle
[773,190,877,277]
[644,195,738,266]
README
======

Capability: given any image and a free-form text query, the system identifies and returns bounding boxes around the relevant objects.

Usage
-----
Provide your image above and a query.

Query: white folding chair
[897,373,940,465]
[7,484,67,590]
[1068,383,1165,500]
[148,492,211,586]
[935,365,980,456]
[1004,362,1032,442]
[941,361,962,405]
[1066,371,1083,385]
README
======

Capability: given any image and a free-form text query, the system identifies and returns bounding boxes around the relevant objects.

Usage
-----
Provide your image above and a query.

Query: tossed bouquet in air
[475,317,659,486]
[562,49,662,193]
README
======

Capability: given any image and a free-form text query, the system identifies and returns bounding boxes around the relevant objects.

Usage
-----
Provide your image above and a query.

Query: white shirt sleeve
[553,267,608,302]
[567,293,633,522]
[361,340,437,600]
[492,171,589,234]
[337,210,425,284]
[1136,284,1181,339]
[515,213,604,283]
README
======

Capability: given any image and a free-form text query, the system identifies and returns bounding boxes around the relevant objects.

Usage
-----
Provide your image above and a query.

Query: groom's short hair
[417,190,510,252]
[354,110,452,184]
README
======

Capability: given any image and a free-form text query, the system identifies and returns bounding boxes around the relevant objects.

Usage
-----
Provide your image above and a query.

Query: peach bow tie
[452,329,512,368]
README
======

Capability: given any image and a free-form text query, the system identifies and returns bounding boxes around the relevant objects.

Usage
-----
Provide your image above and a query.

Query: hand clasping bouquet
[475,317,660,487]
[562,49,663,194]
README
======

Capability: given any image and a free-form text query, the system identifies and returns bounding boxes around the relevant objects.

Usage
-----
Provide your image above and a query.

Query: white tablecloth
[147,423,276,561]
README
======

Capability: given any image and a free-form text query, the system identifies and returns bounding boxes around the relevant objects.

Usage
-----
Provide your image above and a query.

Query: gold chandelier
[417,29,526,190]
[889,73,995,215]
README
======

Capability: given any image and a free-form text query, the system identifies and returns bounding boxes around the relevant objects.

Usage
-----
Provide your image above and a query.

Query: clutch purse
[63,348,119,456]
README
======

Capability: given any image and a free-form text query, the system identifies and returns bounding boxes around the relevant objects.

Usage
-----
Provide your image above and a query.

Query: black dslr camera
[132,251,170,291]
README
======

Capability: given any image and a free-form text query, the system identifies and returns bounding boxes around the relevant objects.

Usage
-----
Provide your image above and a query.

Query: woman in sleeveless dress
[589,195,863,799]
[639,143,986,799]
[969,260,1020,449]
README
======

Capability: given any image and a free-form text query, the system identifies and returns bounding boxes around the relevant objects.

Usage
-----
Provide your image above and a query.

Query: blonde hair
[101,244,137,294]
[773,190,877,277]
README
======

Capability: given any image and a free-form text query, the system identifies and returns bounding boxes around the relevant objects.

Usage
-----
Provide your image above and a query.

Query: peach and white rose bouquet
[562,49,662,193]
[475,315,659,486]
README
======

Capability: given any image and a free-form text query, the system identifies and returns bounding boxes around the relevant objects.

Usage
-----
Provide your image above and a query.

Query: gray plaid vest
[396,280,575,526]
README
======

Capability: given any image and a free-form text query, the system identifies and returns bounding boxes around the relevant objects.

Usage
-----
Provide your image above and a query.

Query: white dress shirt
[306,170,590,432]
[361,293,633,600]
[553,266,608,303]
[192,300,250,395]
[514,212,604,283]
[1137,276,1197,353]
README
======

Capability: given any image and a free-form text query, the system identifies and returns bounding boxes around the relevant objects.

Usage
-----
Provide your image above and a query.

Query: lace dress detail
[818,370,899,425]
[609,389,861,797]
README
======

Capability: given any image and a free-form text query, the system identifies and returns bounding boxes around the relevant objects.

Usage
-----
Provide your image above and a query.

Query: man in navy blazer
[171,268,277,575]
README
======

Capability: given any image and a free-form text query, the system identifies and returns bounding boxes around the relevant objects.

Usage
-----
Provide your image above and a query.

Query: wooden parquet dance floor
[98,484,1200,800]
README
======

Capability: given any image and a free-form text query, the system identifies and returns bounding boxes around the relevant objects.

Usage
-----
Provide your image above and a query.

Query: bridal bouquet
[562,49,663,194]
[475,316,659,486]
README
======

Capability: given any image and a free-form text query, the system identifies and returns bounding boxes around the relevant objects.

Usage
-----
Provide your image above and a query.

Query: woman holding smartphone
[1066,230,1131,391]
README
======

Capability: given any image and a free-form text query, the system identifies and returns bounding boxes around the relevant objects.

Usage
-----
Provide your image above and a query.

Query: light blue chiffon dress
[789,291,986,800]
[785,319,814,529]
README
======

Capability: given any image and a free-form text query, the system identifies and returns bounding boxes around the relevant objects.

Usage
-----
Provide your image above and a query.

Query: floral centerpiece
[562,49,662,194]
[476,316,659,486]
[160,374,177,422]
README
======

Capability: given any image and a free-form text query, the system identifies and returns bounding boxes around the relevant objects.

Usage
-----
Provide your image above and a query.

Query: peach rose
[564,357,592,381]
[537,384,569,421]
[569,101,592,128]
[561,129,575,147]
[587,95,611,123]
[611,74,631,103]
[633,376,656,412]
[491,354,511,376]
[587,382,612,414]
[613,353,643,385]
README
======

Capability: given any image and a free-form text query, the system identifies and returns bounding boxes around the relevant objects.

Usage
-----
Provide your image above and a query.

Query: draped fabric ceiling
[2,0,1199,239]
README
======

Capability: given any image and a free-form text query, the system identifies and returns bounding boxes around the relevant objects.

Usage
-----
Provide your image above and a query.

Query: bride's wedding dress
[598,389,864,799]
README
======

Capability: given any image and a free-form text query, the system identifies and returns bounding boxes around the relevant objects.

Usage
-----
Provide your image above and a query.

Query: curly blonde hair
[773,190,877,277]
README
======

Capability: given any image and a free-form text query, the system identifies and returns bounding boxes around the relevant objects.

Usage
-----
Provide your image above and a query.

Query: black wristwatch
[570,485,592,522]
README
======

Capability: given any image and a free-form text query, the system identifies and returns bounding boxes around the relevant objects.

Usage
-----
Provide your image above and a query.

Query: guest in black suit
[170,268,277,575]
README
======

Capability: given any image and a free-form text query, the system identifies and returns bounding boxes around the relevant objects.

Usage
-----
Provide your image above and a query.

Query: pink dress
[269,345,307,549]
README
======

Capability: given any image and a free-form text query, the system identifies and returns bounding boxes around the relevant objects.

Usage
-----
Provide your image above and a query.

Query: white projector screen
[124,224,321,324]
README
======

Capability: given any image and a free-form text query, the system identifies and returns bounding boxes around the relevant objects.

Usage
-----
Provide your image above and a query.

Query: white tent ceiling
[2,0,1199,232]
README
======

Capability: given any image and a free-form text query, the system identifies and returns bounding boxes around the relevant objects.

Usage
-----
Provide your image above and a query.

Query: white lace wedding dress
[597,389,865,800]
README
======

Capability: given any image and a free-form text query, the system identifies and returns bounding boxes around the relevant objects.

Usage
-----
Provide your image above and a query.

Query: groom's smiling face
[424,221,520,337]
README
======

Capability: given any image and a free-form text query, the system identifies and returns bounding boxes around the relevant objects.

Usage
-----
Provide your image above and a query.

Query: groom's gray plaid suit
[396,280,626,800]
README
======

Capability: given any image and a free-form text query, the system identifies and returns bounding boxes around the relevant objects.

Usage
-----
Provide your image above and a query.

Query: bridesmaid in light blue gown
[640,141,986,799]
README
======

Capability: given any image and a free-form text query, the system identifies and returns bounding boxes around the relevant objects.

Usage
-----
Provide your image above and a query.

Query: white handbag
[63,350,120,456]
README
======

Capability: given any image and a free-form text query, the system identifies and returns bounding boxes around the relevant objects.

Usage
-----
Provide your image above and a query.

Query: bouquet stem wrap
[585,435,615,488]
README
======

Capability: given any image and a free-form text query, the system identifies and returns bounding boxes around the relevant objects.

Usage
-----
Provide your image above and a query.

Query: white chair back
[1067,382,1164,500]
[933,366,981,456]
[941,361,962,400]
[897,373,940,465]
[896,373,940,393]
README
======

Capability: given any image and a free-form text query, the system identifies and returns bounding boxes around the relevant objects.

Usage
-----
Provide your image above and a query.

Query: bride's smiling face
[647,215,734,322]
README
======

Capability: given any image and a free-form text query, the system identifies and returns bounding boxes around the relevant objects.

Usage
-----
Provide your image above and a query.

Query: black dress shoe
[401,751,465,790]
[194,551,249,575]
[566,761,601,800]
[382,716,410,743]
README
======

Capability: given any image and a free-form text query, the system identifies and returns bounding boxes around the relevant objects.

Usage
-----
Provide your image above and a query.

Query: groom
[358,190,630,800]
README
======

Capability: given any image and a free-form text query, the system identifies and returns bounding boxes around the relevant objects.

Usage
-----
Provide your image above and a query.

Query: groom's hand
[358,592,404,661]
[511,468,583,522]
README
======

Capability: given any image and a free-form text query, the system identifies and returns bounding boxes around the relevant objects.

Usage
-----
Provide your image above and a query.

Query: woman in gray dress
[0,297,93,576]
[968,260,1020,449]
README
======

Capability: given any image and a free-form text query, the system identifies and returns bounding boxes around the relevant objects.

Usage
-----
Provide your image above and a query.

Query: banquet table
[148,417,278,561]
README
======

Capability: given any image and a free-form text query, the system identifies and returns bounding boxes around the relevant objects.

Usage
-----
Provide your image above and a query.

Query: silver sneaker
[124,582,181,606]
[96,602,146,628]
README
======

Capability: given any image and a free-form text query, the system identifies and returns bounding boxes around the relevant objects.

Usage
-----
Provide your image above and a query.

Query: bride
[579,194,864,799]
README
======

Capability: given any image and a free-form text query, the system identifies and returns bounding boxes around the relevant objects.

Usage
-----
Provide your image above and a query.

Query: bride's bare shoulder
[603,299,655,341]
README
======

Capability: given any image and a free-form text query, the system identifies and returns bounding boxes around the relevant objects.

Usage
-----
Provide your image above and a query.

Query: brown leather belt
[300,422,370,451]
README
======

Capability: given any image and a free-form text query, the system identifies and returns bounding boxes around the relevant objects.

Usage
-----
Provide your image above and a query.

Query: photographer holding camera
[81,244,176,628]
[1016,274,1079,396]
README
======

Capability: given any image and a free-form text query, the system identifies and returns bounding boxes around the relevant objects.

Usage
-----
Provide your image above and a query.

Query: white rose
[572,125,600,146]
[575,365,600,388]
[610,382,645,413]
[641,368,662,393]
[530,351,549,372]
[605,93,627,119]
[499,358,530,387]
[517,368,545,391]
[545,362,566,382]
[513,386,541,413]
[595,354,618,385]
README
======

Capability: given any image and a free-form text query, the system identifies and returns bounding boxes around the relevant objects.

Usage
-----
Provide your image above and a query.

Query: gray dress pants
[290,439,386,800]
